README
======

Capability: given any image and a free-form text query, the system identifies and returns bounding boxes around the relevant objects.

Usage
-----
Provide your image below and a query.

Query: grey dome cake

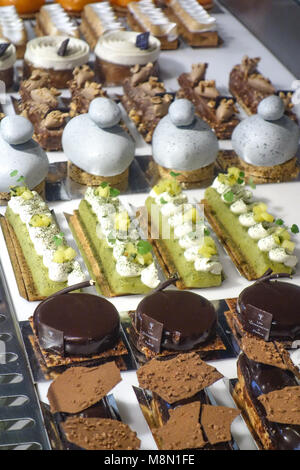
[152,99,219,188]
[232,95,300,183]
[0,115,49,201]
[62,97,136,191]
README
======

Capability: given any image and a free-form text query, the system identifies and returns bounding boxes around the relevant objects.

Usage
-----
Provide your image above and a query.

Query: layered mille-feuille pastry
[80,2,124,50]
[35,3,80,38]
[0,5,27,58]
[165,0,218,47]
[177,62,239,139]
[127,0,179,50]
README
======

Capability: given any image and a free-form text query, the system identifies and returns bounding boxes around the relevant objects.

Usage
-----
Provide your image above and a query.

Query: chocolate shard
[47,362,122,414]
[136,32,150,50]
[201,404,240,445]
[137,352,223,404]
[61,417,141,450]
[0,43,10,57]
[57,38,70,57]
[153,402,206,450]
[258,386,300,425]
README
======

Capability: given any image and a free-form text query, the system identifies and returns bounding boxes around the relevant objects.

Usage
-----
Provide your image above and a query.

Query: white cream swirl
[0,6,25,45]
[24,36,90,71]
[40,4,79,37]
[95,30,160,66]
[8,191,85,284]
[0,39,16,70]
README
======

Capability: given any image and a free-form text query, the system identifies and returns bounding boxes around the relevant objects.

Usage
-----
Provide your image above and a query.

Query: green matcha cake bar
[146,179,223,289]
[203,168,298,280]
[3,186,85,301]
[68,183,160,296]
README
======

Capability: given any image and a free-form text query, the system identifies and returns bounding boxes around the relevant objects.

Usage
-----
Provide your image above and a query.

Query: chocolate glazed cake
[33,292,120,356]
[237,279,300,343]
[235,353,300,450]
[131,288,217,356]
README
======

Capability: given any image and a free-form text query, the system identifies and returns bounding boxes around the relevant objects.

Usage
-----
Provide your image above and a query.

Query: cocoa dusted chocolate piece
[233,353,300,450]
[133,290,217,354]
[153,401,240,450]
[33,292,120,356]
[137,352,223,404]
[61,417,141,450]
[47,362,121,414]
[229,56,297,121]
[121,63,173,143]
[258,386,300,425]
[177,62,239,139]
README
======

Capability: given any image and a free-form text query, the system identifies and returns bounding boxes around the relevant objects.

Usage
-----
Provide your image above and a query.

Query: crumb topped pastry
[94,30,161,85]
[23,36,90,88]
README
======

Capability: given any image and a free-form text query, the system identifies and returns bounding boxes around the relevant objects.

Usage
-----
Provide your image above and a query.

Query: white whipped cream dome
[0,39,16,70]
[95,30,160,66]
[24,36,90,70]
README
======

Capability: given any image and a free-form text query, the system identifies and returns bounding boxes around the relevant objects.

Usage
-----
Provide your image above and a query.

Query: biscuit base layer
[165,7,219,47]
[66,211,115,298]
[0,215,45,301]
[0,179,45,202]
[157,163,215,189]
[23,60,75,89]
[202,198,257,280]
[239,156,299,183]
[68,162,129,191]
[126,12,179,50]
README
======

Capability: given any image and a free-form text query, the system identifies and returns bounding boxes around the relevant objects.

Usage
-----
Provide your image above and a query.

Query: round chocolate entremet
[33,293,120,356]
[237,280,300,341]
[135,290,217,351]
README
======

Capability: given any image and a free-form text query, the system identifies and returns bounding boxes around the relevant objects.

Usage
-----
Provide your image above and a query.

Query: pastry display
[233,352,300,450]
[67,180,160,296]
[94,30,161,86]
[165,0,218,47]
[17,71,69,152]
[127,0,179,50]
[177,63,240,139]
[0,40,16,89]
[152,99,219,187]
[225,272,300,349]
[68,65,108,116]
[0,5,27,58]
[0,0,45,16]
[145,177,223,288]
[121,62,173,143]
[62,97,135,188]
[30,287,129,377]
[203,168,299,280]
[129,283,226,360]
[35,3,80,39]
[135,353,240,449]
[229,56,297,120]
[23,36,90,89]
[230,95,300,183]
[0,115,49,201]
[80,2,124,50]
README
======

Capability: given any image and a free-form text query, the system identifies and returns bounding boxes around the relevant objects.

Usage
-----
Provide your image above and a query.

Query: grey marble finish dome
[232,95,300,167]
[62,97,135,177]
[0,115,49,192]
[152,99,219,171]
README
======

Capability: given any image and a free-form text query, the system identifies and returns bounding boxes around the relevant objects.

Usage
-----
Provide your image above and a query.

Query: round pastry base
[68,162,129,191]
[23,60,77,89]
[239,156,299,183]
[0,179,46,202]
[95,57,159,87]
[156,162,215,189]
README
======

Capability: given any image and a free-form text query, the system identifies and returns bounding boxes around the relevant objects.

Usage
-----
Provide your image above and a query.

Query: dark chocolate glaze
[135,290,217,351]
[237,280,300,341]
[33,293,120,356]
[238,353,300,450]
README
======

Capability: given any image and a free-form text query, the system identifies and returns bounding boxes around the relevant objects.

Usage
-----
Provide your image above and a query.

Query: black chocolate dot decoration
[0,43,10,57]
[57,38,70,57]
[136,32,150,51]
